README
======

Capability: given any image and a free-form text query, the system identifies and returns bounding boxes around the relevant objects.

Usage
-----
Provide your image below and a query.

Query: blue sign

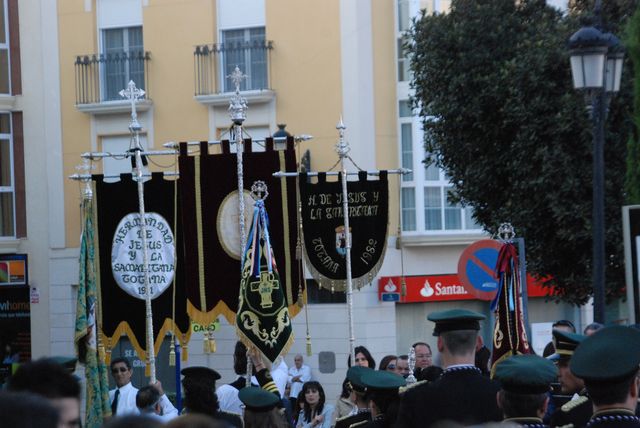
[457,240,501,301]
[381,292,400,302]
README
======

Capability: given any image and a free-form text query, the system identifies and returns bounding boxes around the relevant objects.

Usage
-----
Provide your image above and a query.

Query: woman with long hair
[296,381,334,428]
[347,346,376,368]
[378,355,397,372]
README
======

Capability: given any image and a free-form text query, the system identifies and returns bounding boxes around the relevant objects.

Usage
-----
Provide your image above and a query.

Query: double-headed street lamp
[568,2,624,324]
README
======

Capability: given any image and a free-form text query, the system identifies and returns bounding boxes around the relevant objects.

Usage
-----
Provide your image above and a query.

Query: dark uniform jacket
[503,417,548,427]
[395,365,502,427]
[335,409,371,428]
[549,394,592,428]
[584,410,640,427]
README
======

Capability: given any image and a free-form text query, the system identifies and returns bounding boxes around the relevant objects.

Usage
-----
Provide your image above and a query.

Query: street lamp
[568,6,624,324]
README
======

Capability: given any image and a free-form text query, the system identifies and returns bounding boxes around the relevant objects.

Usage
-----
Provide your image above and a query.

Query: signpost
[457,239,503,301]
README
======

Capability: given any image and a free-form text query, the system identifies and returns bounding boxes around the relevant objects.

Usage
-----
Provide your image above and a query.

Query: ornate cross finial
[119,80,145,131]
[228,66,248,125]
[250,181,269,201]
[497,222,516,242]
[76,158,95,199]
[335,116,350,157]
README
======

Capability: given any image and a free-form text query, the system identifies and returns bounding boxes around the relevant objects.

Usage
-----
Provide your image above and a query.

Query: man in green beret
[335,366,373,428]
[359,369,405,428]
[548,329,591,428]
[494,354,557,427]
[396,309,502,427]
[569,326,640,427]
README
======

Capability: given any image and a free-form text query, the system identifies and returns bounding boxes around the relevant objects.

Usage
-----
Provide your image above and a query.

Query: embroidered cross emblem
[250,271,279,309]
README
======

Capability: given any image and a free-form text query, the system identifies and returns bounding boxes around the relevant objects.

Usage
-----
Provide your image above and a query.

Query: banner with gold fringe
[93,173,191,364]
[236,184,293,362]
[177,137,302,326]
[75,192,111,425]
[490,241,530,377]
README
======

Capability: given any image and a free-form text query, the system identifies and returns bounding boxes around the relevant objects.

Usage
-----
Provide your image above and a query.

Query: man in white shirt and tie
[109,357,139,416]
[288,354,311,410]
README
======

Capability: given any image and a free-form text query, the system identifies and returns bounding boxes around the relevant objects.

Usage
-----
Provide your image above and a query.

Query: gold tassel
[169,340,176,367]
[297,282,304,308]
[401,277,407,297]
[145,360,151,377]
[98,334,106,362]
[306,335,312,357]
[182,344,188,361]
[210,335,216,353]
[203,332,210,354]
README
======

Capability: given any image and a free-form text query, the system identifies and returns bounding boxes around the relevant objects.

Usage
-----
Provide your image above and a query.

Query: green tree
[409,0,636,304]
[625,5,640,204]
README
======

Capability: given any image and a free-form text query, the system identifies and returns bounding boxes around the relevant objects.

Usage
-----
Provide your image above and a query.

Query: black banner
[299,171,389,291]
[178,137,301,327]
[93,173,190,362]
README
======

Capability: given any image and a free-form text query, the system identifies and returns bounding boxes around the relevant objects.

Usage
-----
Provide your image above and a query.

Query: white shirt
[109,382,139,416]
[139,395,178,423]
[271,359,289,398]
[217,384,243,415]
[288,364,312,399]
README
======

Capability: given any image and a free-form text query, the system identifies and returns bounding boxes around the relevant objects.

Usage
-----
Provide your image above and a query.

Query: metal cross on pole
[119,80,146,133]
[119,80,156,383]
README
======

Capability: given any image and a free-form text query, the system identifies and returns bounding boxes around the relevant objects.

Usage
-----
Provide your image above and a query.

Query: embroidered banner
[490,242,531,377]
[236,196,293,363]
[299,171,389,291]
[93,173,190,363]
[178,138,301,326]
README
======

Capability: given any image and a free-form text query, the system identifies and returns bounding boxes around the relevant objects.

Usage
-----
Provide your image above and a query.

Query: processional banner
[177,138,301,326]
[299,171,389,291]
[93,173,191,363]
[490,242,530,377]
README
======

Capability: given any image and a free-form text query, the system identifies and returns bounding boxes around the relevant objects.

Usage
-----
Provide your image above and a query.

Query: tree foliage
[409,0,636,304]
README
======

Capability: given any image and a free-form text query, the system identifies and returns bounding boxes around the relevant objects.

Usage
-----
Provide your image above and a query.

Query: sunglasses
[387,364,397,369]
[112,367,129,374]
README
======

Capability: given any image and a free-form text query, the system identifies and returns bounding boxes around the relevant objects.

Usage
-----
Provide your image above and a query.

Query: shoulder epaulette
[349,421,369,428]
[399,380,427,395]
[555,424,575,428]
[335,414,352,423]
[561,395,589,412]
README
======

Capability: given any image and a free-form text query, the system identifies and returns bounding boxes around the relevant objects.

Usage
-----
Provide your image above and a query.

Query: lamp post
[568,1,624,324]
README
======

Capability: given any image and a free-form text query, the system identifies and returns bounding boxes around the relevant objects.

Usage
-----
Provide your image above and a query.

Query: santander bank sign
[378,274,547,303]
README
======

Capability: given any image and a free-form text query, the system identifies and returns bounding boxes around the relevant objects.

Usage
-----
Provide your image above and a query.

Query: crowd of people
[2,309,640,428]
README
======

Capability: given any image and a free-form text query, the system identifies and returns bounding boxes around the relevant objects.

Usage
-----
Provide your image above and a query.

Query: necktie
[111,389,120,415]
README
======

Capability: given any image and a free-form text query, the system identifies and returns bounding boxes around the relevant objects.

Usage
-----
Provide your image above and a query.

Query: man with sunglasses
[109,357,139,416]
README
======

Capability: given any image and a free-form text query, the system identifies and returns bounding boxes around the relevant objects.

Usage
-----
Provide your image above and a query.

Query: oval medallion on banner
[111,212,175,300]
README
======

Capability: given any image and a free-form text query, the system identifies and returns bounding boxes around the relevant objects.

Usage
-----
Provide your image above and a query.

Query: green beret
[360,370,406,392]
[46,356,78,374]
[571,326,640,382]
[181,366,221,384]
[550,330,586,361]
[239,387,280,412]
[427,309,486,336]
[494,354,557,394]
[347,366,373,393]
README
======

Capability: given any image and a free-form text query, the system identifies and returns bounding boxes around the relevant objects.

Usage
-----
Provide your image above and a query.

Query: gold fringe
[306,334,312,357]
[236,325,295,364]
[187,299,236,326]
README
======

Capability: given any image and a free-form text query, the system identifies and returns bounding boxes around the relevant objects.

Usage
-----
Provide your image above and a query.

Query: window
[221,27,267,92]
[398,100,480,234]
[0,112,13,236]
[102,26,144,101]
[0,0,9,94]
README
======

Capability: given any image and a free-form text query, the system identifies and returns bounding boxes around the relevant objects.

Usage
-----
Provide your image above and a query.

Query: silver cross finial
[76,158,95,199]
[228,67,248,125]
[335,116,350,157]
[250,181,269,201]
[497,222,516,242]
[119,80,145,131]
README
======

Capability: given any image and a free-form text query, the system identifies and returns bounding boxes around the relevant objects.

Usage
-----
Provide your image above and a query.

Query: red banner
[378,274,549,303]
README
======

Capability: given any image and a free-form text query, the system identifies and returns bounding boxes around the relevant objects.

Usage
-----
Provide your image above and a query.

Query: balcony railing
[75,51,151,105]
[194,40,273,96]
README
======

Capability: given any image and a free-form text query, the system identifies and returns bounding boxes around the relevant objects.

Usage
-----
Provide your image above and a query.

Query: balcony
[74,51,152,114]
[193,40,274,106]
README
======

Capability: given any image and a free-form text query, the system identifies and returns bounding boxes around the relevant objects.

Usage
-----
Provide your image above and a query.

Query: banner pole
[120,80,156,383]
[227,67,253,387]
[335,118,356,364]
